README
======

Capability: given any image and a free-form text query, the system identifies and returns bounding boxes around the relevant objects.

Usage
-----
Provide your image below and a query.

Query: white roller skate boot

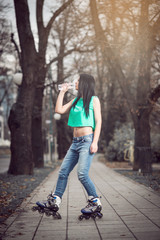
[36,194,61,212]
[79,196,103,220]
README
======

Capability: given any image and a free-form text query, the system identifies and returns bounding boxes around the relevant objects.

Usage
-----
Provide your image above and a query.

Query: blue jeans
[54,134,98,199]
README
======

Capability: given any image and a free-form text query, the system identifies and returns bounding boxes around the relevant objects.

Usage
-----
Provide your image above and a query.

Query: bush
[151,133,160,163]
[105,123,160,163]
[105,123,134,162]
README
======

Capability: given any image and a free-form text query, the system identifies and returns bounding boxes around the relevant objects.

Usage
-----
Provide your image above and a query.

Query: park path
[0,155,160,240]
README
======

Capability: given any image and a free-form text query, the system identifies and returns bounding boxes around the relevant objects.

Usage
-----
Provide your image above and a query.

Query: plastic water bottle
[58,82,75,91]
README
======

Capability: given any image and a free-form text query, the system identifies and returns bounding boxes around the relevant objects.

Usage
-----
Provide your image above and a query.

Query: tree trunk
[56,25,73,159]
[8,82,35,174]
[34,0,74,166]
[90,0,155,174]
[57,117,72,159]
[133,112,152,174]
[104,83,115,145]
[8,0,75,174]
[32,86,44,168]
[133,0,153,174]
[104,77,127,146]
[31,58,46,168]
[7,0,37,174]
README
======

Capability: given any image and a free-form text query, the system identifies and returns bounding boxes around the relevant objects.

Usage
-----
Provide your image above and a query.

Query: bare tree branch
[151,10,160,33]
[36,0,45,36]
[46,47,95,70]
[11,33,22,67]
[46,0,74,36]
[90,0,137,123]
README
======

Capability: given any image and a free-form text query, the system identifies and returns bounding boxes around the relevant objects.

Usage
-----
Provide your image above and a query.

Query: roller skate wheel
[97,206,102,211]
[85,215,90,220]
[98,212,103,218]
[91,214,96,219]
[52,212,62,219]
[49,206,58,212]
[56,213,62,219]
[97,212,103,218]
[45,211,52,217]
[78,215,84,221]
[39,208,44,213]
[32,206,37,211]
[52,211,57,217]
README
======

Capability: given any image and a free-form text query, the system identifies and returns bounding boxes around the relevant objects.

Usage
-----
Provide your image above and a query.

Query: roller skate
[78,197,103,220]
[32,194,62,219]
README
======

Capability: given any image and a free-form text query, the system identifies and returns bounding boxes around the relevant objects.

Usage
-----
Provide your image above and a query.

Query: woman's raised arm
[55,86,75,114]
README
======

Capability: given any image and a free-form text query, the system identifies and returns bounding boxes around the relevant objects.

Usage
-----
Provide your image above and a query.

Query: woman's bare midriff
[73,127,93,137]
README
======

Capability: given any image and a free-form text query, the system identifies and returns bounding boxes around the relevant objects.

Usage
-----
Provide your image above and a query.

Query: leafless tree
[90,0,160,174]
[8,0,74,174]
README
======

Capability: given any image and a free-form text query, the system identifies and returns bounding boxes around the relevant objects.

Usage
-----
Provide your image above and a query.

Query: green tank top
[68,96,96,131]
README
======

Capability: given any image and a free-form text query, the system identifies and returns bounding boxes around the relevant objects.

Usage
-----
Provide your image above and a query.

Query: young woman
[36,73,102,215]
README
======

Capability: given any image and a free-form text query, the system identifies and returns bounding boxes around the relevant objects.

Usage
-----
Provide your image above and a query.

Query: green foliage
[151,133,160,152]
[105,123,160,163]
[105,123,134,162]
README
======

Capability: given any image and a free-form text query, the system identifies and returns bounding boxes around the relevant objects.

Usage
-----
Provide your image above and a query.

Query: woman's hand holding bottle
[58,82,75,92]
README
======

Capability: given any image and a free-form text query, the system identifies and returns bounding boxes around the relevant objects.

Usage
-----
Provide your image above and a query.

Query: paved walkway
[0,155,160,240]
[0,156,10,173]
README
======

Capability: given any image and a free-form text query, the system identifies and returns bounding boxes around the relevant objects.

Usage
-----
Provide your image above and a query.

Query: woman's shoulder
[92,96,99,101]
[93,96,100,106]
[91,95,98,99]
[72,97,77,103]
[89,96,100,106]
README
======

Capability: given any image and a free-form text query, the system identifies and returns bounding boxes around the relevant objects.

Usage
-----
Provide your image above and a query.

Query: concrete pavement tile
[100,231,134,239]
[98,227,131,235]
[134,231,160,240]
[34,230,66,240]
[68,211,80,217]
[68,235,101,240]
[68,222,93,227]
[68,225,98,231]
[152,218,160,227]
[38,222,66,231]
[118,212,139,217]
[101,238,135,240]
[130,225,160,233]
[99,213,120,220]
[121,215,147,221]
[17,211,42,218]
[68,231,100,240]
[4,223,37,232]
[126,221,154,228]
[1,228,35,240]
[40,217,65,224]
[98,224,128,230]
[12,220,41,228]
[141,212,160,220]
[141,208,160,213]
[68,218,85,224]
[2,232,34,240]
[132,192,160,208]
[96,221,125,226]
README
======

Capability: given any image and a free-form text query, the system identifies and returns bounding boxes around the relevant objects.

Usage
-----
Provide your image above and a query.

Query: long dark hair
[72,73,95,117]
